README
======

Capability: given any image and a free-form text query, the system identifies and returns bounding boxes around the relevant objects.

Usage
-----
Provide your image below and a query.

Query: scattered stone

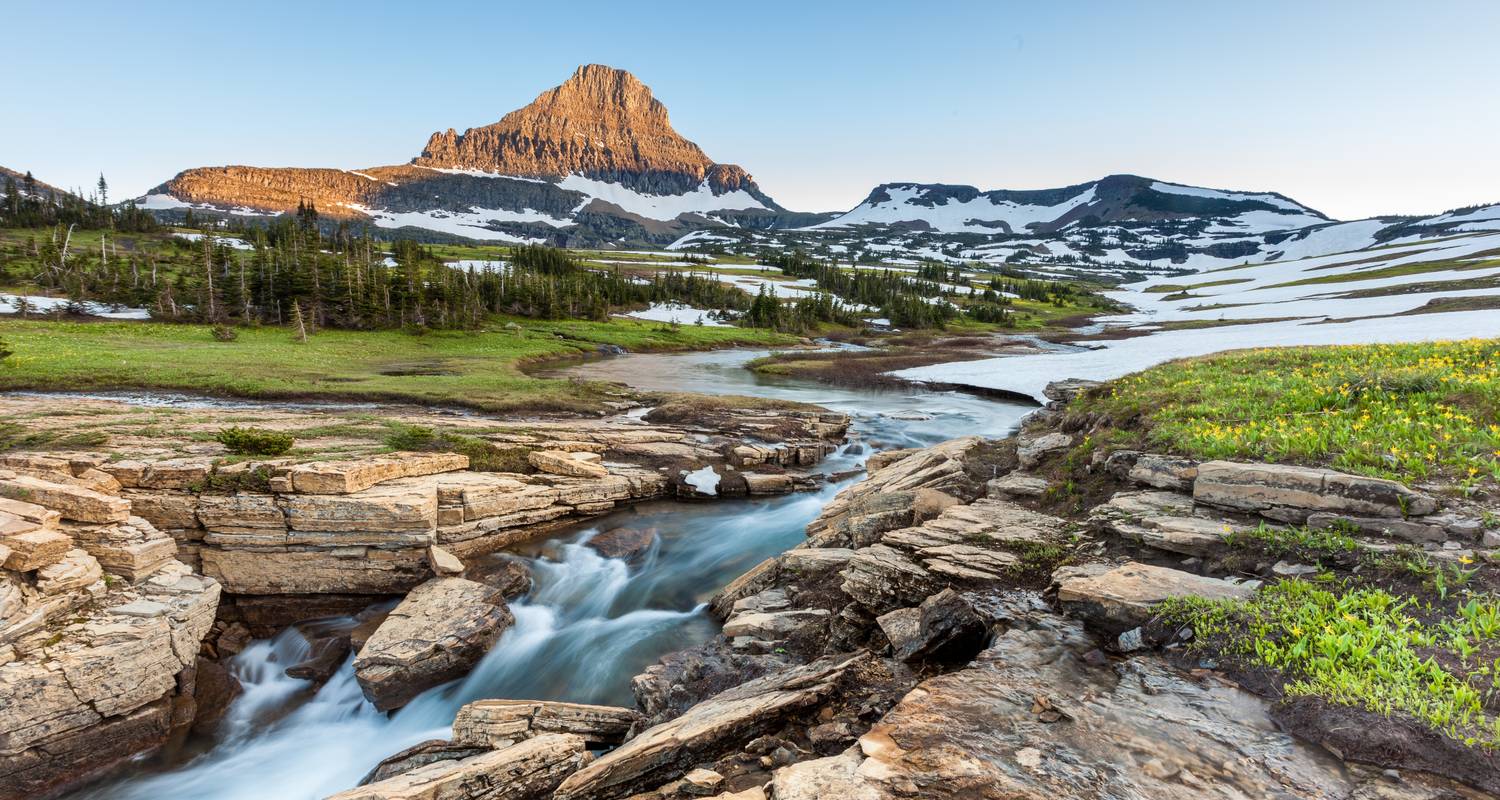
[285,634,352,683]
[681,767,724,795]
[554,655,863,800]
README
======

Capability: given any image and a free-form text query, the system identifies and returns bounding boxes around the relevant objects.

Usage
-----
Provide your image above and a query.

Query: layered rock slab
[326,733,589,800]
[353,578,513,711]
[554,655,863,800]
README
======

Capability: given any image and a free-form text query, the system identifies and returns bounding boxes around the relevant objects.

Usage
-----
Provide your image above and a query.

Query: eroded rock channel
[12,347,1492,800]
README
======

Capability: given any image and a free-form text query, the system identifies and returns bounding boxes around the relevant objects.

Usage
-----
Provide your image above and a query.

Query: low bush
[215,426,295,456]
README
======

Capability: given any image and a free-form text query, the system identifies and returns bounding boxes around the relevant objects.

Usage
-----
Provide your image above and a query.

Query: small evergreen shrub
[211,324,238,342]
[216,426,295,456]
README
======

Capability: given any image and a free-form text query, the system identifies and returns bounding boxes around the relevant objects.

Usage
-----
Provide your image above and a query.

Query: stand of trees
[1,173,157,232]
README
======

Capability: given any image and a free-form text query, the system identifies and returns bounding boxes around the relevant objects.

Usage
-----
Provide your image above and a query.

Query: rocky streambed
[0,349,1033,799]
[17,345,1493,800]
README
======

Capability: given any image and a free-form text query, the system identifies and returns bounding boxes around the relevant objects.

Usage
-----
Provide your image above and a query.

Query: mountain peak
[412,64,756,196]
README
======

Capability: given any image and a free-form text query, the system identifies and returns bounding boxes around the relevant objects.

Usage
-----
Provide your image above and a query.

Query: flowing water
[72,348,1034,799]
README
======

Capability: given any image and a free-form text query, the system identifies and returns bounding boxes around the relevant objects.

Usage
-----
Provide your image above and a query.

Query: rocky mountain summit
[413,64,761,197]
[140,66,823,246]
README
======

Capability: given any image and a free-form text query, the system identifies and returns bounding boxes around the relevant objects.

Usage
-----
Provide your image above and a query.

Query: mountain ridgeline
[134,64,1500,268]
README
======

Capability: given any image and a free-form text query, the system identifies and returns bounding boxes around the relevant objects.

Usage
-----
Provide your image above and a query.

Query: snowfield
[808,184,1098,235]
[558,175,770,222]
[893,229,1500,402]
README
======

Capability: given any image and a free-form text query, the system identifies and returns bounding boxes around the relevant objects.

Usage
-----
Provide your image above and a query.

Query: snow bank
[682,466,721,496]
[1,294,150,320]
[618,302,732,327]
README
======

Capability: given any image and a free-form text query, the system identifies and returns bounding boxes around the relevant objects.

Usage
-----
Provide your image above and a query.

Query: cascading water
[71,349,1033,799]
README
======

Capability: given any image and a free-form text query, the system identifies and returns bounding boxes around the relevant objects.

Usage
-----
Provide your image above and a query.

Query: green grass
[1075,339,1500,484]
[1260,253,1500,290]
[1227,521,1359,562]
[1159,579,1500,748]
[0,317,795,413]
[1141,277,1252,293]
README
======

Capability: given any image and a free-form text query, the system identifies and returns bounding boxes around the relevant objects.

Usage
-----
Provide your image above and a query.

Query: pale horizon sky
[4,0,1498,220]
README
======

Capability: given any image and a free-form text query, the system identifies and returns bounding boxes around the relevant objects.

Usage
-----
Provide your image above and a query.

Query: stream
[70,348,1034,799]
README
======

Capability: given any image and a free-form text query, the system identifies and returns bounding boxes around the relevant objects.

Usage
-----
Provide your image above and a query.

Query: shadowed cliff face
[413,64,757,195]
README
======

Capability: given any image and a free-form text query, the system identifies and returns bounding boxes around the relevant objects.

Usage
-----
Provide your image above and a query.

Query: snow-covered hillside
[892,228,1500,401]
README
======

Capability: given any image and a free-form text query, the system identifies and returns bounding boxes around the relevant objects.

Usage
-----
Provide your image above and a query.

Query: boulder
[138,459,213,490]
[1127,453,1199,491]
[326,734,589,800]
[876,589,986,664]
[353,578,513,711]
[1053,561,1256,634]
[1016,431,1072,469]
[452,700,640,748]
[586,527,657,562]
[554,655,863,800]
[1193,460,1436,523]
[742,473,794,495]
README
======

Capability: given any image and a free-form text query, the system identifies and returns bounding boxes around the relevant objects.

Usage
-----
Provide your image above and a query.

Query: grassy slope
[0,317,794,413]
[1073,339,1500,485]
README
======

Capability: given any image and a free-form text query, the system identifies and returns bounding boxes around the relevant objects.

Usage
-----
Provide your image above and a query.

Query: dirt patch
[1272,696,1500,795]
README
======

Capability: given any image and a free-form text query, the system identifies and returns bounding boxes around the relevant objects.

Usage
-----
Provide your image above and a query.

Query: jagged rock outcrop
[413,65,762,197]
[766,610,1461,800]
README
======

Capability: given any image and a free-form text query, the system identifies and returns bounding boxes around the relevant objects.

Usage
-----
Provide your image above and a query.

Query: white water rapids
[71,348,1033,799]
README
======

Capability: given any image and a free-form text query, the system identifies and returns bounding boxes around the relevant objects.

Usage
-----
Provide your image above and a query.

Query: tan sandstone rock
[354,578,514,711]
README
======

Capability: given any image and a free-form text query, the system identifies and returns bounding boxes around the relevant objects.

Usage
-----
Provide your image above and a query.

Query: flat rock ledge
[353,577,513,711]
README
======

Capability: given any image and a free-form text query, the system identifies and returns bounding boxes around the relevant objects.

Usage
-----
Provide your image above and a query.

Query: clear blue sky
[5,0,1498,219]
